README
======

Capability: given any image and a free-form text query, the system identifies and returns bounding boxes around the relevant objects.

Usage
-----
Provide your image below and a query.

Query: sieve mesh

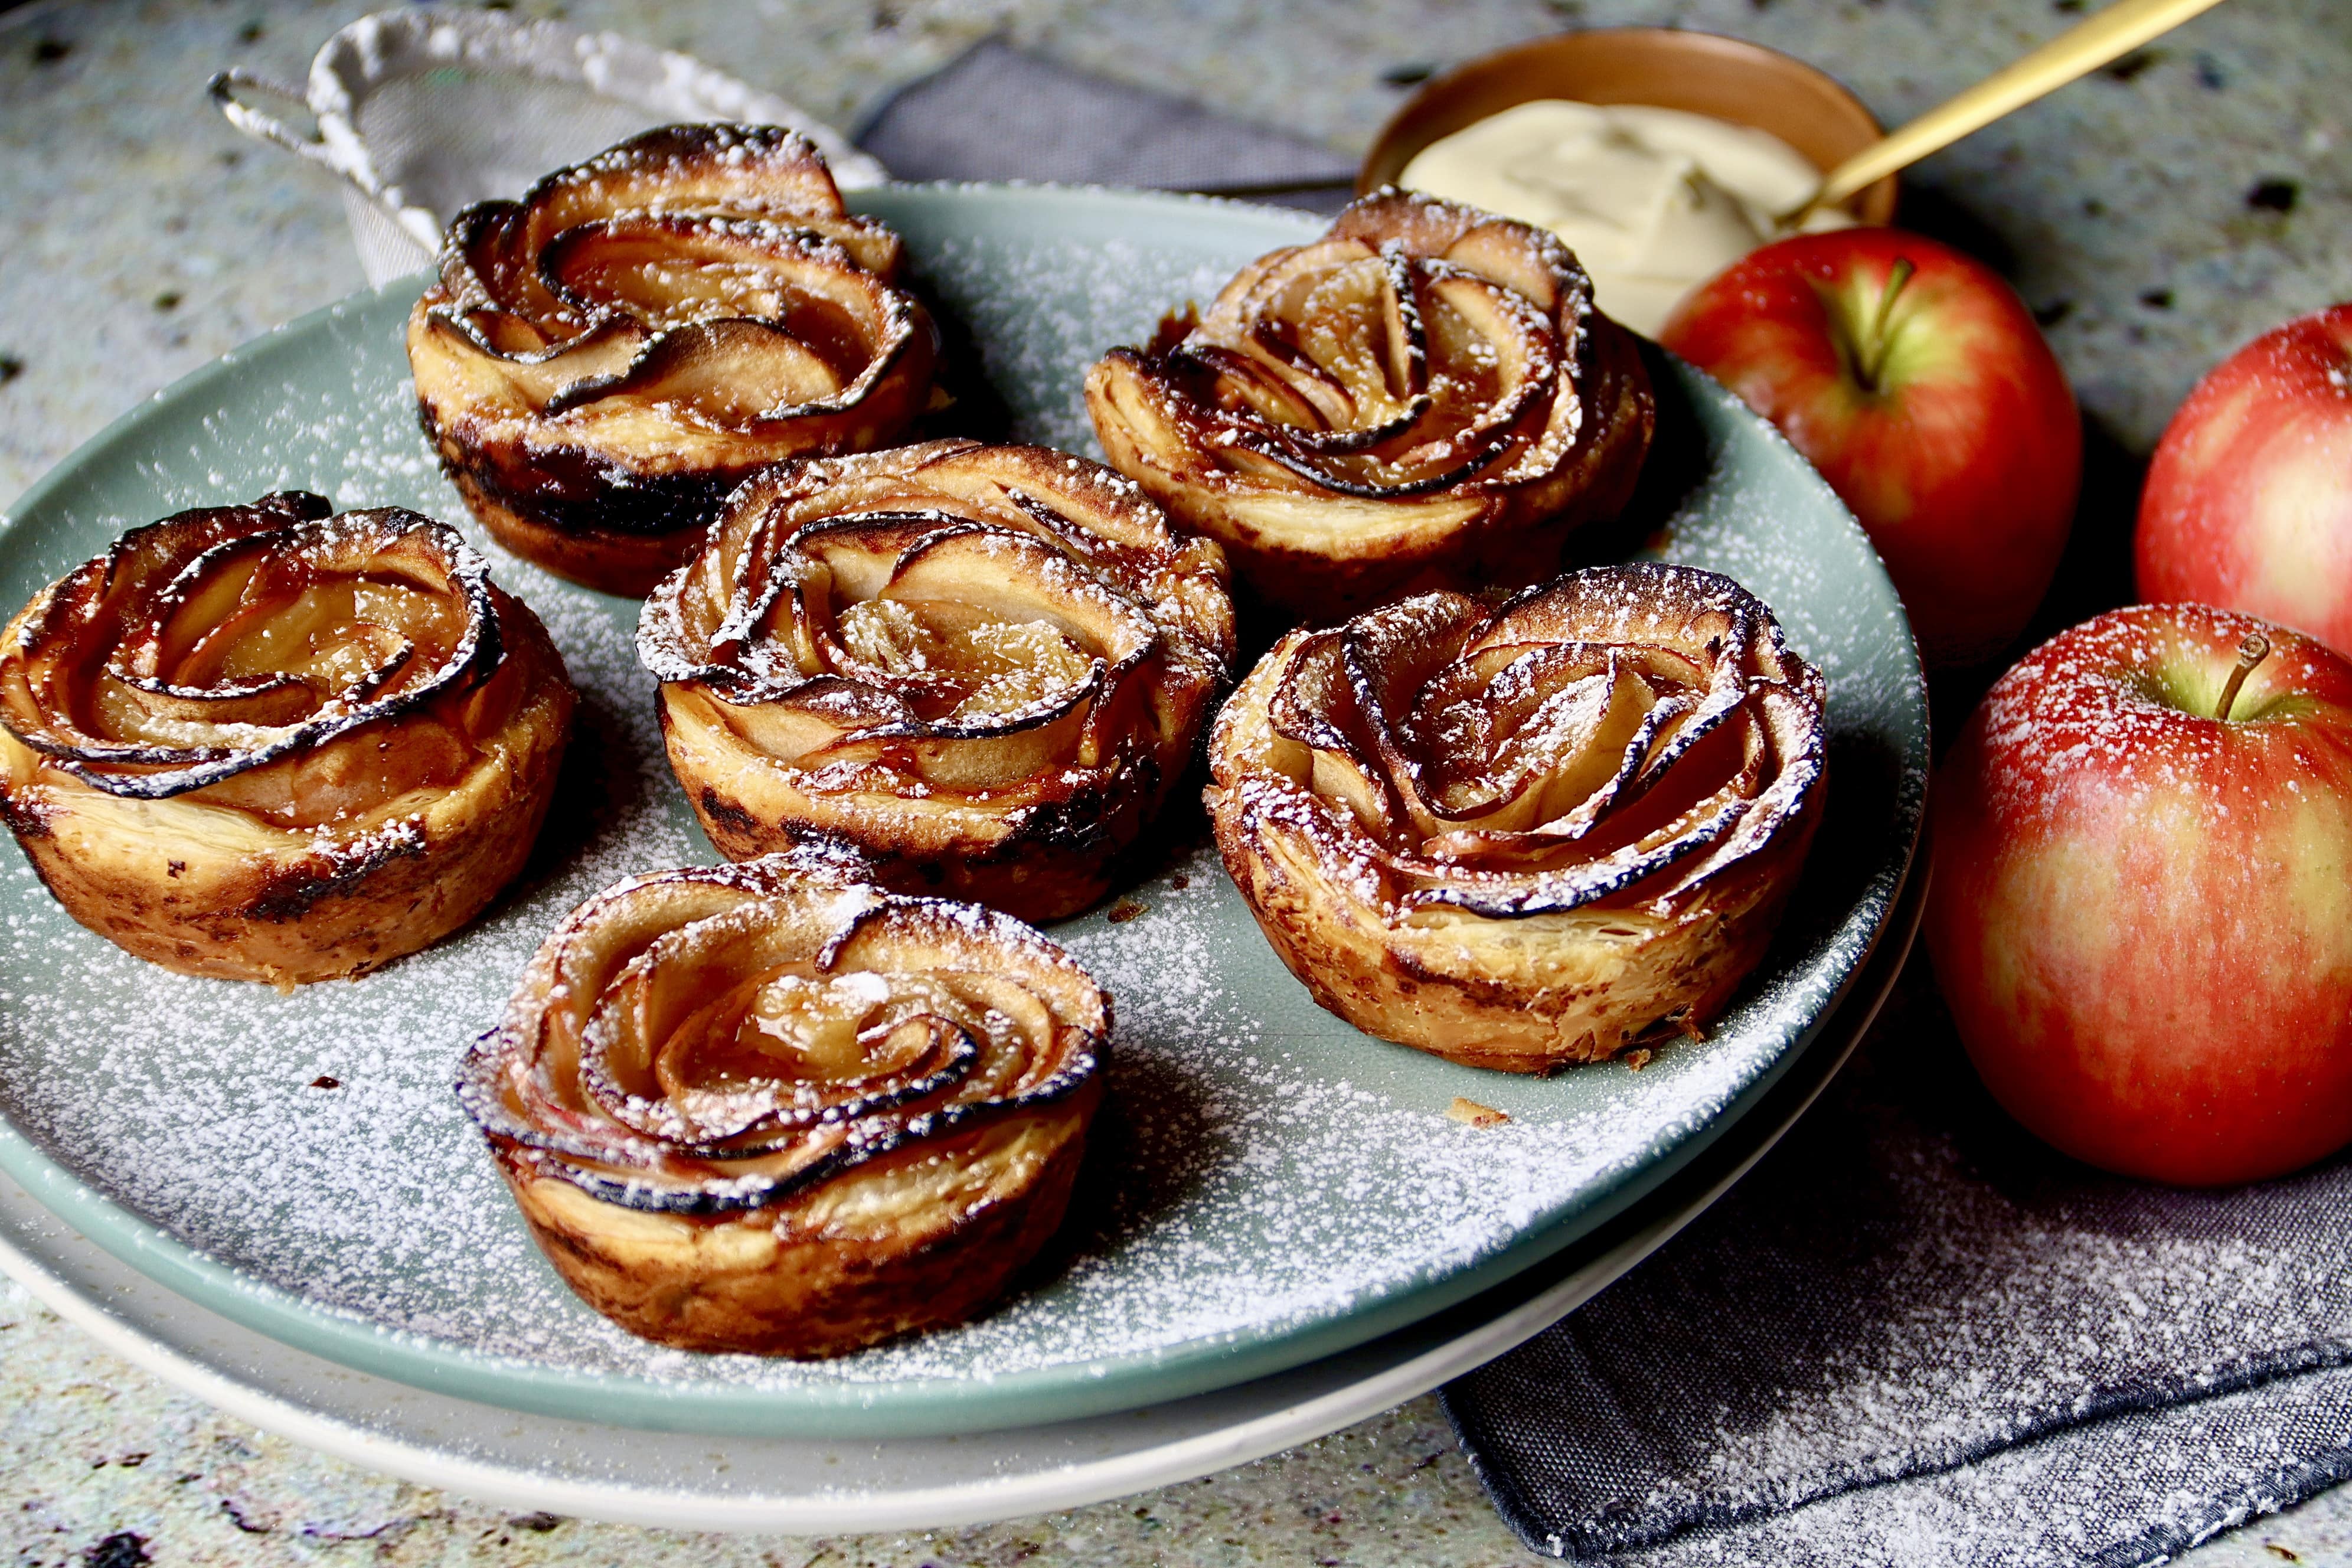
[352,72,665,224]
[213,9,885,286]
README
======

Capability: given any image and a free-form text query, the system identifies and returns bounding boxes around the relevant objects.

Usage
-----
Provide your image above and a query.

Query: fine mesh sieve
[210,9,887,286]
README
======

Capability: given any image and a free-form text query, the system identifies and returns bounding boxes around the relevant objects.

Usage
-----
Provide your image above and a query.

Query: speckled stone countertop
[4,2,2350,1564]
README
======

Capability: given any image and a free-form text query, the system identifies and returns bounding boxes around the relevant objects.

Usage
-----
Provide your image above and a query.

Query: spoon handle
[1808,0,2231,217]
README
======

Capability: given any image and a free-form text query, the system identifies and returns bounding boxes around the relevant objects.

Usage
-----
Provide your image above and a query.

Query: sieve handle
[207,70,370,181]
[207,68,442,256]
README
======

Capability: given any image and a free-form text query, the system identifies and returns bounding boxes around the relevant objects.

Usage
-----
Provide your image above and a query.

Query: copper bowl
[1360,28,1897,225]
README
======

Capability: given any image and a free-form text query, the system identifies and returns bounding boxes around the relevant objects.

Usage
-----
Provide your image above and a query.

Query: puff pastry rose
[1207,563,1825,1072]
[639,439,1234,923]
[457,847,1106,1357]
[0,492,574,985]
[407,123,939,597]
[1087,189,1653,621]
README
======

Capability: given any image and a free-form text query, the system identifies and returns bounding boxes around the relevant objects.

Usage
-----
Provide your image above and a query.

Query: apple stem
[2216,631,2272,721]
[1858,259,1917,390]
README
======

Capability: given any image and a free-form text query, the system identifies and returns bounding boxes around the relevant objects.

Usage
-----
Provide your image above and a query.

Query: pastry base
[1213,803,1810,1072]
[443,465,714,600]
[505,1101,1095,1358]
[662,688,1159,925]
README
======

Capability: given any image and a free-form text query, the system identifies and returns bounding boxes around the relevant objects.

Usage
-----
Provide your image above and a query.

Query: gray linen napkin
[855,39,1358,209]
[1442,959,2352,1565]
[857,43,2352,1563]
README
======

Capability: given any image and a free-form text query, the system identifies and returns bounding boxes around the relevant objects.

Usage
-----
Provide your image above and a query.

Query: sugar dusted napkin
[1442,959,2352,1565]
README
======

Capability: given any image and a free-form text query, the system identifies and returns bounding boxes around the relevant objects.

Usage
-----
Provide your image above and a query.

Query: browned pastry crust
[638,439,1236,923]
[457,845,1107,1357]
[1206,563,1825,1072]
[0,492,574,985]
[1086,188,1654,622]
[406,124,939,597]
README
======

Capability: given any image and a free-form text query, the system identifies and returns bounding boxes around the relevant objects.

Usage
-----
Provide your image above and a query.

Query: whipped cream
[1400,99,1856,336]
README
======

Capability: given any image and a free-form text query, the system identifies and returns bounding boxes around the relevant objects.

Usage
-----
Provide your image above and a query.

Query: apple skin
[1660,228,2081,668]
[2135,302,2352,656]
[1925,602,2352,1185]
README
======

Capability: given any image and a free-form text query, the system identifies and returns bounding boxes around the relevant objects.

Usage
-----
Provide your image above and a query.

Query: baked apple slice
[0,492,574,985]
[407,124,939,597]
[1207,562,1825,1072]
[458,844,1106,1357]
[639,439,1235,922]
[1087,189,1653,622]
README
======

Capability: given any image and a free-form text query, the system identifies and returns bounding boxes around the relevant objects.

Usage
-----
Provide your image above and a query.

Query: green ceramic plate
[0,184,1925,1438]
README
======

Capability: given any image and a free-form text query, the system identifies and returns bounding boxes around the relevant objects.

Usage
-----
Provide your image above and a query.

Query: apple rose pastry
[1207,563,1827,1072]
[0,492,574,985]
[639,439,1235,923]
[1086,189,1654,621]
[407,123,939,597]
[457,848,1107,1357]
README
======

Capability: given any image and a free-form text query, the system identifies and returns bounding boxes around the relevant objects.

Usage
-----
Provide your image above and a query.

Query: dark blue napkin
[1443,959,2352,1565]
[856,38,1357,210]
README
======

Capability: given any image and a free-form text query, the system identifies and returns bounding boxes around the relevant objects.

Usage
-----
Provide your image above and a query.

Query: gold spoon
[1787,0,2233,227]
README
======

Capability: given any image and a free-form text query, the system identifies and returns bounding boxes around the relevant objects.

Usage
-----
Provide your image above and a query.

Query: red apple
[1660,228,2081,668]
[2136,302,2352,655]
[1925,602,2352,1185]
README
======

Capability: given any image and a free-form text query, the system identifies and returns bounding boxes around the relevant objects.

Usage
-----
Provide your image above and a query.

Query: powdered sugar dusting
[0,189,1924,1423]
[897,212,1252,457]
